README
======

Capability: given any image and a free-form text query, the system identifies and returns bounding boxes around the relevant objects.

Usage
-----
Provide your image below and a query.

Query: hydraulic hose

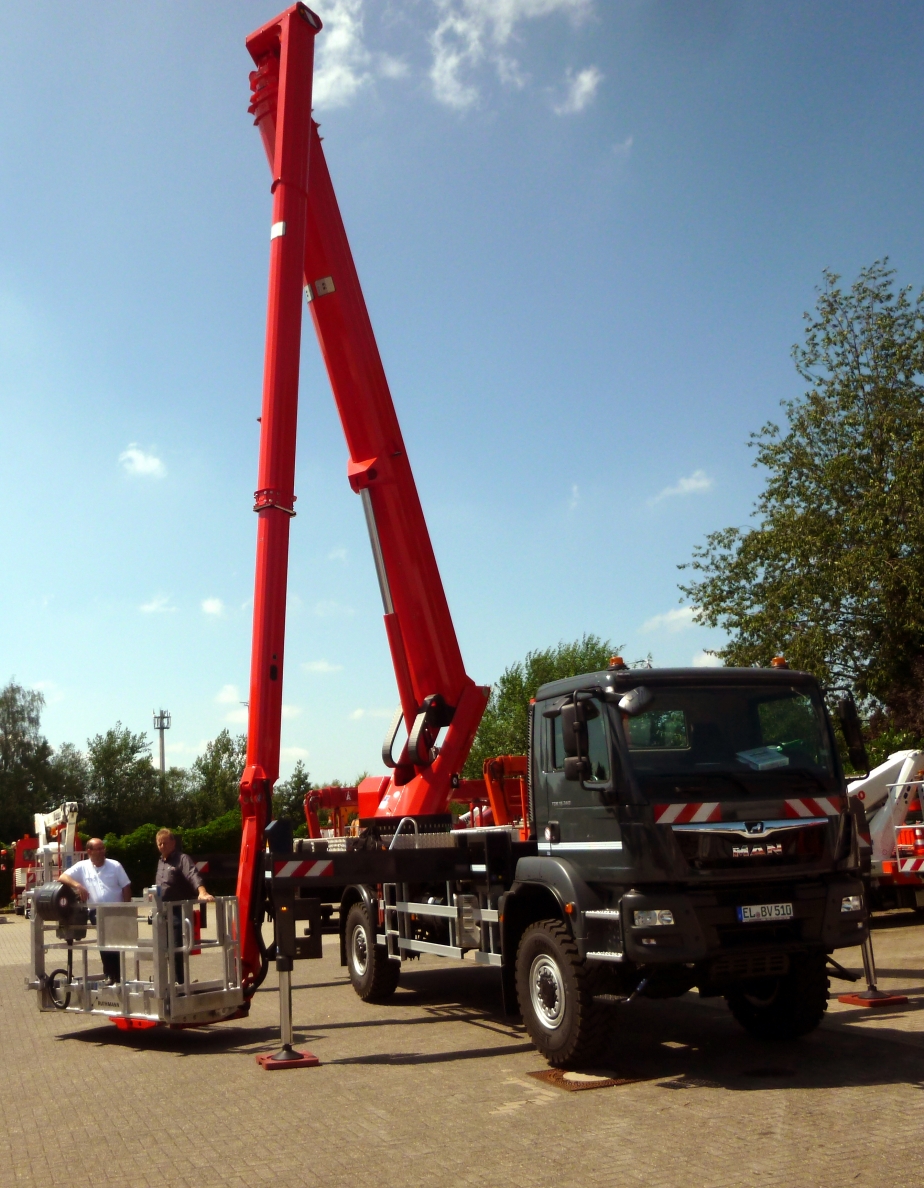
[46,941,73,1009]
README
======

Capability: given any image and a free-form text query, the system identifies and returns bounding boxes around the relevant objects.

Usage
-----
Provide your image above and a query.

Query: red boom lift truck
[235,5,871,1066]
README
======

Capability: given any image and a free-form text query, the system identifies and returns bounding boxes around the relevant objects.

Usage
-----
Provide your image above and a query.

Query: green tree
[463,635,619,778]
[272,759,313,825]
[0,681,54,839]
[46,742,89,804]
[681,262,924,728]
[85,724,160,836]
[182,730,246,826]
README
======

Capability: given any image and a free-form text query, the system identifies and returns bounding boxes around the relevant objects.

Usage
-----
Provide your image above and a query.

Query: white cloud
[350,707,394,720]
[641,606,697,634]
[692,650,723,668]
[553,65,602,115]
[327,546,348,562]
[225,707,249,725]
[201,597,224,616]
[140,593,175,614]
[34,680,64,705]
[281,704,302,721]
[649,469,714,505]
[119,443,165,478]
[281,746,310,762]
[310,1,409,109]
[313,599,355,617]
[568,483,579,511]
[429,0,592,110]
[216,684,242,705]
[312,0,372,108]
[302,659,344,674]
[378,53,410,80]
[612,134,633,158]
[163,740,201,760]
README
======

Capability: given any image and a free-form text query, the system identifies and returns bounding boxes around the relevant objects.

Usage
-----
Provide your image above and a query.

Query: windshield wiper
[778,769,832,794]
[665,772,753,797]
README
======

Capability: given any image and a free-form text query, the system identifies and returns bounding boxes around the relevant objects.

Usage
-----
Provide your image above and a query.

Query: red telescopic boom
[236,4,487,987]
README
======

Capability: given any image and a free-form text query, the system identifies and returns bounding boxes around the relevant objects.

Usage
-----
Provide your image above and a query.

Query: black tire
[726,951,829,1041]
[515,918,604,1067]
[345,901,400,1002]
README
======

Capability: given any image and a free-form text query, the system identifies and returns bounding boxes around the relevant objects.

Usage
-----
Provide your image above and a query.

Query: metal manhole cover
[658,1074,723,1090]
[529,1069,643,1092]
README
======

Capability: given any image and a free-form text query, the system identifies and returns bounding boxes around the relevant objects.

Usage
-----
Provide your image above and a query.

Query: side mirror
[561,697,600,755]
[618,686,653,717]
[560,703,587,759]
[563,756,590,781]
[835,696,869,775]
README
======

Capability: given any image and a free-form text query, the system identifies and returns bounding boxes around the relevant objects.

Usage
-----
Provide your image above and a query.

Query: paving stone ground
[2,908,924,1188]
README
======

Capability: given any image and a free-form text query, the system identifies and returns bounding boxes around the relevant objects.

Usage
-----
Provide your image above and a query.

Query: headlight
[840,895,862,914]
[634,909,674,927]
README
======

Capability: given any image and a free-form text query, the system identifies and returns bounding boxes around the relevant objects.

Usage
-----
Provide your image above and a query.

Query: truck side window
[586,710,611,783]
[548,714,565,771]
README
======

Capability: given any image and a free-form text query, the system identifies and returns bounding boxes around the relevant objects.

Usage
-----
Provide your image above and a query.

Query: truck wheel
[726,951,828,1041]
[515,919,603,1067]
[345,901,399,1002]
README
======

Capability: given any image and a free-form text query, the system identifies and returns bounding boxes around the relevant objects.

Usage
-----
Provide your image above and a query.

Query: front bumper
[583,877,868,967]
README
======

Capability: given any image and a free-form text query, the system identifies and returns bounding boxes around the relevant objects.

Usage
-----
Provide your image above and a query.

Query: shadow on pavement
[325,1042,537,1067]
[49,958,924,1094]
[871,912,924,932]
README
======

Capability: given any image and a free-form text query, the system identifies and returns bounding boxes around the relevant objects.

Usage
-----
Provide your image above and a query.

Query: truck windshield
[621,684,837,799]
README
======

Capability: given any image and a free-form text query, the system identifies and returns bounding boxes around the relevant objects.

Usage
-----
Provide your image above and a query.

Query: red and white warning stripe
[899,857,924,873]
[654,802,722,824]
[654,796,844,824]
[782,796,843,819]
[194,861,209,874]
[273,859,335,878]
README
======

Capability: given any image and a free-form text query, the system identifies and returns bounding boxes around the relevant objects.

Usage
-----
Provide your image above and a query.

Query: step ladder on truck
[29,3,874,1061]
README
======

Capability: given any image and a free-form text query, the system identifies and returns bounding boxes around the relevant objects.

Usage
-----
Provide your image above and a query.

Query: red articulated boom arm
[236,4,488,987]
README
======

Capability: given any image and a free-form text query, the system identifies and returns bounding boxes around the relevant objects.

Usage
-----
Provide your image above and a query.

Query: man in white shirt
[58,838,132,984]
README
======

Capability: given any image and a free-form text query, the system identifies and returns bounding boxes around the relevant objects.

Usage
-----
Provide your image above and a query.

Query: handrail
[388,817,420,851]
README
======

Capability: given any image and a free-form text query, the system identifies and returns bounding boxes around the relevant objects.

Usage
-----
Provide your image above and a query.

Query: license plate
[736,902,793,923]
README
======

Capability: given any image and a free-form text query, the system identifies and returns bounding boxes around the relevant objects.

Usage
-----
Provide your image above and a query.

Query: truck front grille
[674,824,827,871]
[709,951,790,982]
[716,921,801,948]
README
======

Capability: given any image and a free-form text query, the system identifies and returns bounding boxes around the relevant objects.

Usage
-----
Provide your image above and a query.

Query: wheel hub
[351,922,369,976]
[530,954,565,1031]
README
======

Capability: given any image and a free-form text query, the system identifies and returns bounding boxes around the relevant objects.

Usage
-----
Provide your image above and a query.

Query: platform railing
[27,887,244,1027]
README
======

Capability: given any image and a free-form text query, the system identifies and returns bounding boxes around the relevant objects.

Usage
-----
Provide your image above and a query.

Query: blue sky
[2,0,923,784]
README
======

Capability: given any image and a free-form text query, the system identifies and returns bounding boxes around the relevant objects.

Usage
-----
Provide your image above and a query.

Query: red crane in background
[236,4,490,988]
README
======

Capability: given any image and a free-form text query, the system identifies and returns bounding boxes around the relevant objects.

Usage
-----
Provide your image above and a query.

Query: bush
[178,809,242,856]
[102,823,161,892]
[101,808,243,894]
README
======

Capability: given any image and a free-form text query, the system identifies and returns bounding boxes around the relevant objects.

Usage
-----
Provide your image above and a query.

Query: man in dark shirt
[155,829,214,984]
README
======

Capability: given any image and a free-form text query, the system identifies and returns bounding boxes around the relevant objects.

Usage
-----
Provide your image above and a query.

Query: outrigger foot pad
[837,990,909,1007]
[256,1044,320,1070]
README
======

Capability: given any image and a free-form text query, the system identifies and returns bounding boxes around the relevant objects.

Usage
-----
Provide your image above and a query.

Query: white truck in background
[848,752,924,912]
